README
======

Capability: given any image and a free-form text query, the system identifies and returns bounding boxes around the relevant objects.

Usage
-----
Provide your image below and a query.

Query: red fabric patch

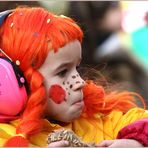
[117,119,148,146]
[49,84,66,104]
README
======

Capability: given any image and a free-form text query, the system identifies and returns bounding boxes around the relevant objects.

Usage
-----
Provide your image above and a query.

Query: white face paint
[39,40,85,122]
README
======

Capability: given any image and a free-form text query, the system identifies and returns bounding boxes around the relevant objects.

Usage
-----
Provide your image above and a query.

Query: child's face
[39,40,85,122]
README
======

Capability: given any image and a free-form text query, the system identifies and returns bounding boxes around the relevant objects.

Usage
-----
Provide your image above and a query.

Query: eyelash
[57,69,68,77]
[76,66,81,73]
[76,66,79,70]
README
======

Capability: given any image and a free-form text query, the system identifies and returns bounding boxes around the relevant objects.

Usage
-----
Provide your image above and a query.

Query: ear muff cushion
[0,58,27,117]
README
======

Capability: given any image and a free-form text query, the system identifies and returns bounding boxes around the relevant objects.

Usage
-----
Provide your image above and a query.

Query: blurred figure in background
[0,1,41,11]
[0,1,68,16]
[68,1,122,66]
[130,11,148,71]
[68,1,148,104]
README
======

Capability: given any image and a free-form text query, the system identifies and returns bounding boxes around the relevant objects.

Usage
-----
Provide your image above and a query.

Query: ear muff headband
[0,10,13,26]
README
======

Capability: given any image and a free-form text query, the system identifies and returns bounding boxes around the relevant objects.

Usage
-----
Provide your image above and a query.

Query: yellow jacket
[0,107,148,147]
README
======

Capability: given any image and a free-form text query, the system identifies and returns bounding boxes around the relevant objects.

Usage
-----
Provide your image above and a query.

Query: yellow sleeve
[0,123,16,146]
[0,121,48,147]
[108,107,148,138]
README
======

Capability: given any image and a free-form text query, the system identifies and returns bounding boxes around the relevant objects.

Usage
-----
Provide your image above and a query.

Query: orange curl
[82,80,105,117]
[82,81,146,118]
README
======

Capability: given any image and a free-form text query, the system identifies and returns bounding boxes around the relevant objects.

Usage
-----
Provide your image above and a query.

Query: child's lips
[72,100,84,107]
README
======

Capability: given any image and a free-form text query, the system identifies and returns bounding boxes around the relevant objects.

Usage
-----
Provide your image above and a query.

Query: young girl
[0,7,148,147]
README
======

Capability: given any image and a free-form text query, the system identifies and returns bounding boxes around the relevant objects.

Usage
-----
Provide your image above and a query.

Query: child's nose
[72,77,85,91]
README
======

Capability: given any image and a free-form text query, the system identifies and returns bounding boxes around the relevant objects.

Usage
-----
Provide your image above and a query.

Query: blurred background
[0,1,148,105]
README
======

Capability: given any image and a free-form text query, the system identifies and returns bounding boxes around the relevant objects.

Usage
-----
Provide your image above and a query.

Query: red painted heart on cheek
[48,84,66,104]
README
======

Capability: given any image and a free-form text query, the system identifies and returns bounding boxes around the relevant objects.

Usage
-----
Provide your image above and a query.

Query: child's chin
[71,110,83,121]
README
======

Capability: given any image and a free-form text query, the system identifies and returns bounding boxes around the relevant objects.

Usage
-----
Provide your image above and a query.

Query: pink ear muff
[0,58,27,122]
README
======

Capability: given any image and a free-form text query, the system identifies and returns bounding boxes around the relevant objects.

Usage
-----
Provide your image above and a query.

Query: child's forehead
[39,40,82,71]
[49,40,81,59]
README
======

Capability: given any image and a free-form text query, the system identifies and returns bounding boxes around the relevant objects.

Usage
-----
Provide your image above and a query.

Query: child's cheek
[48,84,66,104]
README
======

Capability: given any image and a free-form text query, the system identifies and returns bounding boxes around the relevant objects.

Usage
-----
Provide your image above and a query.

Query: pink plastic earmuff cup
[0,115,18,123]
[0,58,27,120]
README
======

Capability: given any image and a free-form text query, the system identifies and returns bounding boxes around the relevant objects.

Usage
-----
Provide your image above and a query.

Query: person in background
[68,1,148,104]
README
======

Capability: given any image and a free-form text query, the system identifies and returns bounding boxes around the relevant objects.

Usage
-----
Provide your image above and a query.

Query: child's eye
[76,66,81,73]
[57,69,68,77]
[76,66,82,76]
[76,66,80,70]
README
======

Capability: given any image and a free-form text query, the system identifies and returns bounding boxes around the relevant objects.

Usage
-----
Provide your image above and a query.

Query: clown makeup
[48,84,66,104]
[39,40,85,122]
